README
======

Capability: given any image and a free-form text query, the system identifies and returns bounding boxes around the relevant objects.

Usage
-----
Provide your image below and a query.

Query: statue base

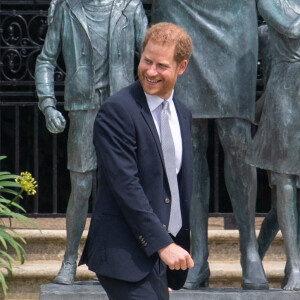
[40,281,300,300]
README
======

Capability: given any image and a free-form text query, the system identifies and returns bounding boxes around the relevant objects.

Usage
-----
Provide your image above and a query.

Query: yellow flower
[15,172,38,195]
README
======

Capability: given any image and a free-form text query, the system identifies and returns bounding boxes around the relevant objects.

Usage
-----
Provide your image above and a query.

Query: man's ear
[177,60,188,76]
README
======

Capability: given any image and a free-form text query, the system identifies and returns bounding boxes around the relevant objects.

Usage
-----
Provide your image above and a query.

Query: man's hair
[142,22,193,63]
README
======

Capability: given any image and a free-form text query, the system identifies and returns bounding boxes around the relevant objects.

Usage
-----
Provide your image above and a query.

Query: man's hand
[158,243,194,270]
[44,107,66,134]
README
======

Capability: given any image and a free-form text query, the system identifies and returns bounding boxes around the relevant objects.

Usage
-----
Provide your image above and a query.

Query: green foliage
[0,156,40,296]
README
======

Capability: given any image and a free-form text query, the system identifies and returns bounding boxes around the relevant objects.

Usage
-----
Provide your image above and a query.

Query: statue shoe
[183,265,210,289]
[241,252,269,290]
[53,261,77,285]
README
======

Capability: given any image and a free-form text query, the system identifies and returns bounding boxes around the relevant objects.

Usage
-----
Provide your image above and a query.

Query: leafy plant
[0,156,40,296]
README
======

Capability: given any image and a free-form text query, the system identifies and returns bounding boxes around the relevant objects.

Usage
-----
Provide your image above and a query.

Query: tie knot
[161,101,169,111]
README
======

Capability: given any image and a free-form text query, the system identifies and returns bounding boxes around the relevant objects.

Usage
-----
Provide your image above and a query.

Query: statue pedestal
[40,281,300,300]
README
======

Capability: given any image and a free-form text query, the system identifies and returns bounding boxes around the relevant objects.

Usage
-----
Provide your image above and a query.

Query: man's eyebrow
[159,62,169,66]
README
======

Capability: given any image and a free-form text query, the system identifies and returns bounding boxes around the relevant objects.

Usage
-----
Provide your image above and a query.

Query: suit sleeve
[35,2,63,112]
[258,0,300,38]
[93,100,174,257]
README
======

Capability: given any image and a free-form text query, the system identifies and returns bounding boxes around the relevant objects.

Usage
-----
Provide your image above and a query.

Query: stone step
[7,229,286,262]
[2,261,95,300]
[3,261,286,299]
[7,230,88,262]
[205,230,285,261]
[2,226,287,299]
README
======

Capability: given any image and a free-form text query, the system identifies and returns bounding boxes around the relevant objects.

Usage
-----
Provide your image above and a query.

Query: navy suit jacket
[79,80,193,290]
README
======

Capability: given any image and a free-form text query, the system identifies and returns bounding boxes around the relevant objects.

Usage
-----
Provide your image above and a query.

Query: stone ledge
[4,261,286,299]
[4,217,268,230]
[2,261,284,283]
[1,261,94,280]
[40,281,300,300]
[9,229,283,243]
[171,288,300,300]
[9,230,87,241]
[7,229,286,263]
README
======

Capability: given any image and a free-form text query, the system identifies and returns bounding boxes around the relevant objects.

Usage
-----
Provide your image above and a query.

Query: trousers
[97,259,169,300]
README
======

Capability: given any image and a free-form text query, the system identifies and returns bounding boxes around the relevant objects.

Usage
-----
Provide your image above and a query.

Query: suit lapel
[134,81,190,182]
[133,81,165,166]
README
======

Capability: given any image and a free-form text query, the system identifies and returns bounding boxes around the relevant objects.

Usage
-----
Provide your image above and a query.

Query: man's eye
[158,64,167,69]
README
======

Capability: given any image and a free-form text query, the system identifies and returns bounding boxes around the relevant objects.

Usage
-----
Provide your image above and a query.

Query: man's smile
[146,77,161,84]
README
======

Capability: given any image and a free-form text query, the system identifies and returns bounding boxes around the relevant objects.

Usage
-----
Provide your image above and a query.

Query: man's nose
[147,65,158,76]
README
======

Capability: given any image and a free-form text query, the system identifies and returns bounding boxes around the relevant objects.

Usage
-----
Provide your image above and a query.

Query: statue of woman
[152,0,268,290]
[246,0,300,290]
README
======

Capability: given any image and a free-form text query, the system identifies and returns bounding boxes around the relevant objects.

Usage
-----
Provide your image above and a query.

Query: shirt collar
[144,90,174,113]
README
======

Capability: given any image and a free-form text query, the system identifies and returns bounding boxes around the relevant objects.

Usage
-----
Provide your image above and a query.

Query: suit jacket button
[163,224,167,229]
[144,242,148,246]
[139,235,142,240]
[164,197,170,204]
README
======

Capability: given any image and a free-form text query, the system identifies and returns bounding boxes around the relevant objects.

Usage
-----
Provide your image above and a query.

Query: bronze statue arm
[258,0,300,38]
[35,1,66,133]
[35,0,63,111]
[48,0,63,25]
[134,0,148,55]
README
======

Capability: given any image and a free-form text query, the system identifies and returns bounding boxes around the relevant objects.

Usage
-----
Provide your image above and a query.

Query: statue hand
[44,107,66,134]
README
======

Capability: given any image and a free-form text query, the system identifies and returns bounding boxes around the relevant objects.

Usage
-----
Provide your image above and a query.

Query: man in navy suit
[79,23,194,299]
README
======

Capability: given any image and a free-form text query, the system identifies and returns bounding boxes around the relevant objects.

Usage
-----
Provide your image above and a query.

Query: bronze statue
[152,0,269,290]
[246,0,300,291]
[35,0,147,284]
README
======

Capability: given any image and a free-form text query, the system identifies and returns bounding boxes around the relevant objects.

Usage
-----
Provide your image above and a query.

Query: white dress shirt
[145,91,183,174]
